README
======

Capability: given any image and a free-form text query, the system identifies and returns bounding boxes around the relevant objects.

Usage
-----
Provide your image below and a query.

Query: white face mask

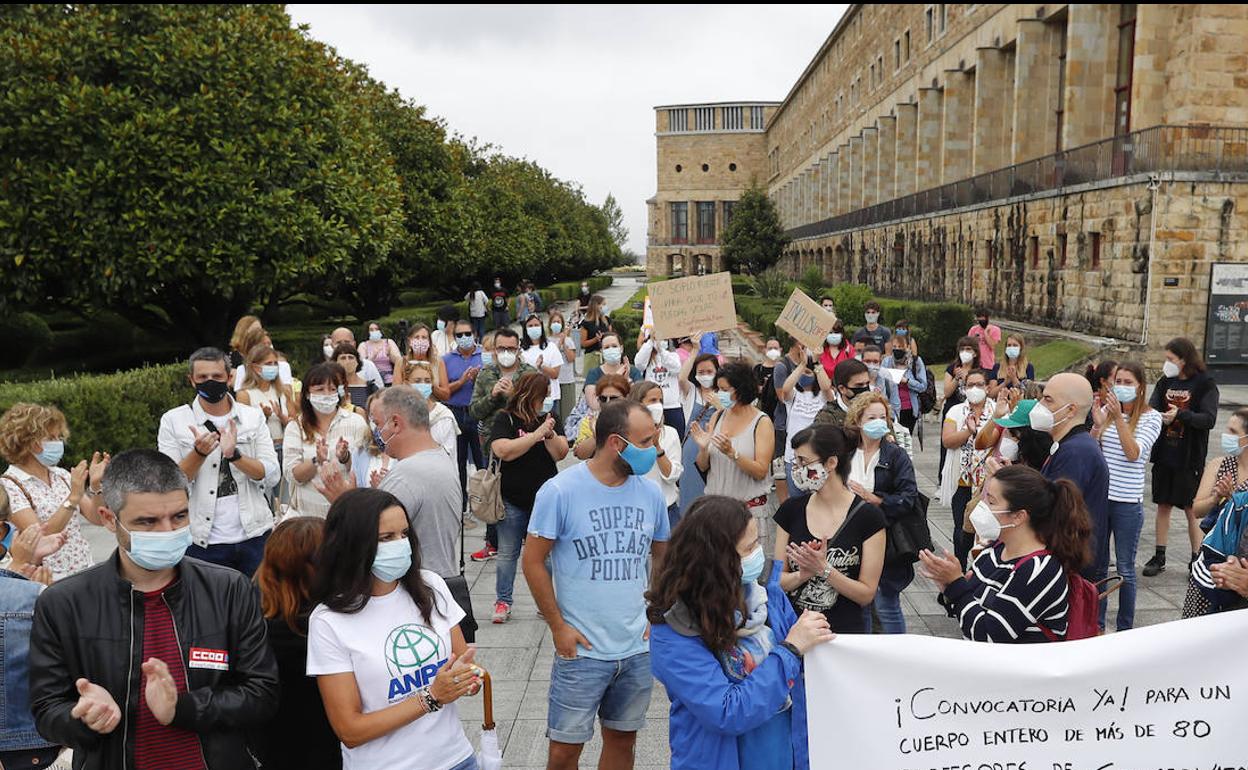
[497,351,518,369]
[696,374,715,389]
[1162,360,1181,379]
[765,348,782,361]
[864,312,879,324]
[969,501,1015,542]
[965,386,987,405]
[959,350,975,365]
[646,403,665,425]
[792,460,829,493]
[309,394,339,415]
[1029,402,1070,433]
[998,435,1020,462]
[323,345,334,359]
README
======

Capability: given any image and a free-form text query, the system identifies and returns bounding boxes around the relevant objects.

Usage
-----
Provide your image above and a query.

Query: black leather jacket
[29,552,279,769]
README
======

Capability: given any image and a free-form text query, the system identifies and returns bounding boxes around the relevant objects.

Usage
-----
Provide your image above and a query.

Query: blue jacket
[650,561,808,770]
[0,568,55,753]
[871,440,919,526]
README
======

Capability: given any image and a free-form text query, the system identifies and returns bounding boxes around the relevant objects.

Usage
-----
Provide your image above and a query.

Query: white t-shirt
[522,342,564,399]
[466,290,488,318]
[636,341,683,409]
[556,336,577,385]
[784,389,827,464]
[307,573,472,770]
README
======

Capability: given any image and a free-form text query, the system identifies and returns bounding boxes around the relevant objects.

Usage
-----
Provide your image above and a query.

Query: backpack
[1013,550,1099,641]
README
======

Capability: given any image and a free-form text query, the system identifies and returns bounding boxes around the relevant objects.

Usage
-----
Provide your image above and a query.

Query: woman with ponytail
[919,465,1092,643]
[772,424,886,634]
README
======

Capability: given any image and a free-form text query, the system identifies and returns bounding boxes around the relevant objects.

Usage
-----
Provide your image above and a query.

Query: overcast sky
[287,4,849,258]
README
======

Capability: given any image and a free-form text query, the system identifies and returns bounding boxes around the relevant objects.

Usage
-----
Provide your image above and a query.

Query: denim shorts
[547,652,653,744]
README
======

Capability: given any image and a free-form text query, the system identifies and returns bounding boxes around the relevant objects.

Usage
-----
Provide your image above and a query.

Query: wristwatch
[223,448,243,463]
[780,641,804,660]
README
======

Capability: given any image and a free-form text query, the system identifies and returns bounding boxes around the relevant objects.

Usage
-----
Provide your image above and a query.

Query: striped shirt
[1101,411,1164,503]
[944,543,1069,643]
[135,583,206,770]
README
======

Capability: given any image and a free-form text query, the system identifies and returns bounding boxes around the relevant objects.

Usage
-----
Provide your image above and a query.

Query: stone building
[648,4,1248,362]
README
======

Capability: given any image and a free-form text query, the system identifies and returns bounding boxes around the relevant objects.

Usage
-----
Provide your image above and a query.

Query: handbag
[467,454,506,525]
[884,492,933,567]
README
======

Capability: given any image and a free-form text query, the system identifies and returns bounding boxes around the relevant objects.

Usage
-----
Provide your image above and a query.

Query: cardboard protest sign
[806,611,1248,769]
[647,272,736,341]
[776,288,837,350]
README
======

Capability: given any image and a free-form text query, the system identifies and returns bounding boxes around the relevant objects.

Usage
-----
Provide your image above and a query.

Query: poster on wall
[1205,262,1248,364]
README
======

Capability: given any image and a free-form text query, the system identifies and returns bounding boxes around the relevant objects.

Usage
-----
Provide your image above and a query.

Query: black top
[490,288,508,311]
[753,363,780,419]
[577,289,593,312]
[251,616,342,770]
[580,317,610,353]
[489,411,564,509]
[851,325,891,350]
[1149,371,1219,470]
[229,349,245,369]
[987,361,1035,384]
[347,382,376,411]
[773,495,885,634]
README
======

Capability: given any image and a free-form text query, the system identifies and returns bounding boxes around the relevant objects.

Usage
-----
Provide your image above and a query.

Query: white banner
[806,611,1248,770]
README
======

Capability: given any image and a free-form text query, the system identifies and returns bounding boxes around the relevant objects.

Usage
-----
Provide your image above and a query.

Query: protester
[283,363,369,519]
[0,403,105,580]
[820,319,854,380]
[306,488,482,770]
[631,381,684,526]
[989,332,1035,397]
[405,323,451,399]
[228,315,263,370]
[432,305,460,359]
[442,321,484,511]
[774,424,886,634]
[647,495,832,770]
[776,346,834,499]
[322,335,336,362]
[157,347,279,576]
[771,338,803,470]
[1032,372,1110,587]
[572,374,632,461]
[29,449,280,767]
[515,282,534,324]
[851,301,891,350]
[844,392,920,634]
[939,368,995,570]
[490,277,510,329]
[1145,337,1220,576]
[469,330,502,562]
[967,309,1002,371]
[981,399,1052,472]
[523,400,671,770]
[585,333,642,411]
[755,338,785,503]
[882,330,927,433]
[464,282,488,340]
[1183,409,1248,617]
[521,314,565,420]
[1089,361,1163,632]
[860,345,900,417]
[579,294,611,372]
[692,363,777,553]
[332,343,378,413]
[547,310,579,425]
[920,465,1092,643]
[470,328,539,448]
[891,318,920,359]
[235,344,297,491]
[814,359,872,428]
[404,361,460,461]
[329,328,386,391]
[577,281,593,316]
[635,330,687,439]
[488,373,569,624]
[939,336,984,491]
[359,322,403,387]
[350,393,393,490]
[252,517,341,770]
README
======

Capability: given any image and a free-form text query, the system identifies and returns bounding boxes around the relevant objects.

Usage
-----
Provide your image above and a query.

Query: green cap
[994,399,1037,429]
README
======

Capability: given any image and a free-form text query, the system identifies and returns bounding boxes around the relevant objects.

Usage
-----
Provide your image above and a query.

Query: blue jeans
[187,531,269,578]
[448,754,479,770]
[496,500,532,605]
[1100,500,1144,631]
[863,564,914,634]
[451,405,483,512]
[666,501,681,531]
[784,460,800,499]
[664,407,687,441]
[548,652,653,744]
[470,315,486,340]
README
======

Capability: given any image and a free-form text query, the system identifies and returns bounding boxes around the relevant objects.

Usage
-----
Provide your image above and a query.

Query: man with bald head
[1031,372,1110,586]
[329,327,385,390]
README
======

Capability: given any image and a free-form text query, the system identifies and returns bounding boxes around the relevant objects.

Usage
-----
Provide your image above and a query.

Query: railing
[785,125,1248,240]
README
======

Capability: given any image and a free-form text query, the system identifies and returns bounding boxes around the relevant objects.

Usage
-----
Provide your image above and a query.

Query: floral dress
[2,466,94,580]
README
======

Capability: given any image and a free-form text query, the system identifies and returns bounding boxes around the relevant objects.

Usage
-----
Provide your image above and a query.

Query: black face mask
[977,319,989,329]
[195,379,230,404]
[844,385,870,400]
[893,349,908,364]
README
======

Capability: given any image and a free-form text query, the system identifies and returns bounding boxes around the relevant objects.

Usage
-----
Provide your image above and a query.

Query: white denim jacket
[158,398,279,546]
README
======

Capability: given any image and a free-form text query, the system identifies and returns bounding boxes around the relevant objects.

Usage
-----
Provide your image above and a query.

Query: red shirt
[134,582,206,770]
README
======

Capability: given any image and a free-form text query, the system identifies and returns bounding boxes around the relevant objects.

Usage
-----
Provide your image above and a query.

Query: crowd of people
[2,288,1247,770]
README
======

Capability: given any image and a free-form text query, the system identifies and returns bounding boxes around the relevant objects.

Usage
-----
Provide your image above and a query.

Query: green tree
[0,4,404,343]
[602,193,629,249]
[721,184,790,275]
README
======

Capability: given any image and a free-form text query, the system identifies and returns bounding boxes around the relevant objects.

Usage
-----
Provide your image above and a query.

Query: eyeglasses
[496,346,519,354]
[600,395,623,403]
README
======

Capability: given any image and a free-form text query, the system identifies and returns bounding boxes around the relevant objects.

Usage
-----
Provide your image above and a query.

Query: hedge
[0,364,188,467]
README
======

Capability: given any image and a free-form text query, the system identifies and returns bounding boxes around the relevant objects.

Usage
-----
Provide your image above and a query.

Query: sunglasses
[600,395,623,403]
[455,333,474,340]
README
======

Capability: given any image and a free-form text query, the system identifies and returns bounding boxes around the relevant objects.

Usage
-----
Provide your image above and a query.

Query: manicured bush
[828,284,874,327]
[0,313,53,367]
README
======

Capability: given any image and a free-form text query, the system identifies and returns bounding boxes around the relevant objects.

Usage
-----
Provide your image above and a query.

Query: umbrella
[475,670,503,770]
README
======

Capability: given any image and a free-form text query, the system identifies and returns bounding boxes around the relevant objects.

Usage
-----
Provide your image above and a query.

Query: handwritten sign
[776,289,837,350]
[647,272,736,341]
[806,611,1248,769]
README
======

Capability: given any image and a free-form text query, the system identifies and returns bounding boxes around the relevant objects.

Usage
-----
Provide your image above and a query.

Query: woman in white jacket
[631,381,684,528]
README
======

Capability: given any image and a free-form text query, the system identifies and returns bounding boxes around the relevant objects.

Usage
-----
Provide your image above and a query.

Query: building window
[1114,4,1137,136]
[1090,232,1101,268]
[724,106,743,131]
[695,107,714,131]
[985,240,994,268]
[939,4,947,33]
[1059,233,1068,267]
[894,39,902,70]
[926,7,934,42]
[668,109,687,132]
[1055,21,1067,151]
[696,202,716,244]
[722,201,736,231]
[876,55,884,85]
[750,105,765,130]
[670,202,688,244]
[1030,236,1040,269]
[904,29,911,61]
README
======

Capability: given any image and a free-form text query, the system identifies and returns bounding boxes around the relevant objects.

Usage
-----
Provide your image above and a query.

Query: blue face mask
[121,523,192,571]
[550,322,563,334]
[542,396,555,414]
[36,440,65,467]
[413,383,433,399]
[740,546,765,584]
[372,422,391,452]
[456,334,476,351]
[895,329,909,337]
[1112,385,1137,404]
[615,435,657,475]
[481,351,495,367]
[717,391,735,411]
[436,320,447,332]
[260,364,279,382]
[863,418,890,440]
[603,347,623,364]
[527,326,543,340]
[798,374,815,390]
[1,521,14,557]
[369,330,383,341]
[372,538,412,582]
[1222,433,1244,456]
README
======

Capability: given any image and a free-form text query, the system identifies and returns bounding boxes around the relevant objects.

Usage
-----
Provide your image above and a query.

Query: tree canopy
[721,183,790,275]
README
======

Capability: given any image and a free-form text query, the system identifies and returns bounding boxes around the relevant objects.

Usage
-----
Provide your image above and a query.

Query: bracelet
[88,486,102,496]
[194,446,209,458]
[780,640,804,660]
[820,565,833,581]
[418,686,442,713]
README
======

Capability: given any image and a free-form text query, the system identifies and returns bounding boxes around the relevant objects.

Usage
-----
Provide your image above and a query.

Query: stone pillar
[877,115,897,202]
[848,136,863,211]
[828,151,841,216]
[974,47,1011,175]
[862,127,879,207]
[895,102,918,197]
[1013,18,1057,163]
[1062,3,1116,149]
[837,144,851,215]
[916,87,943,192]
[1128,4,1173,131]
[942,69,973,184]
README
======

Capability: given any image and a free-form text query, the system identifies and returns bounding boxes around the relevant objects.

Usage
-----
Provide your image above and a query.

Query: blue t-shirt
[528,462,670,660]
[443,347,482,407]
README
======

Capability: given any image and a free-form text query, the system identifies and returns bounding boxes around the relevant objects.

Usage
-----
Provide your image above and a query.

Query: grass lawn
[1028,340,1096,380]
